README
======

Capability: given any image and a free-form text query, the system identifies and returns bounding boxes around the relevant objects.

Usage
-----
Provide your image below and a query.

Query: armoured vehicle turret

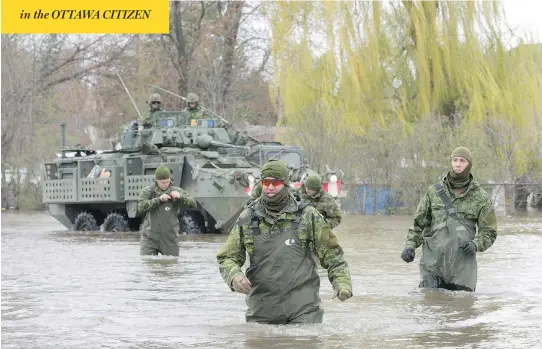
[41,112,311,234]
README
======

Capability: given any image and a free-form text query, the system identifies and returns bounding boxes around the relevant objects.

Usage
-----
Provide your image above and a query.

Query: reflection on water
[409,290,495,348]
[2,211,542,348]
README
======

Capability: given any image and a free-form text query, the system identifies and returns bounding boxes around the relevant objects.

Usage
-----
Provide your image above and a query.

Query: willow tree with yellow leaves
[268,0,542,211]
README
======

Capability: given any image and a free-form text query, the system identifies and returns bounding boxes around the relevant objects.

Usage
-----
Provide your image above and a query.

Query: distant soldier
[182,92,246,143]
[137,166,197,256]
[183,93,210,120]
[297,175,342,229]
[141,93,165,127]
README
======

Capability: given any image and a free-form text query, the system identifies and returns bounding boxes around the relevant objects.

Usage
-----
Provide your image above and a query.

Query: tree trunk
[220,1,245,109]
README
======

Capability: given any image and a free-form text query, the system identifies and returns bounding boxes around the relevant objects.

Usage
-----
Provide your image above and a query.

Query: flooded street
[2,211,542,349]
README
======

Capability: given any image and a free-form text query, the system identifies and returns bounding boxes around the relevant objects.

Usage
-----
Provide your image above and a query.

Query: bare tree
[1,34,134,204]
[164,1,210,97]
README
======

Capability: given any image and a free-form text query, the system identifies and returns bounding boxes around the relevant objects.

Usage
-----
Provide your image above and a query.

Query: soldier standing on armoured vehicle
[217,159,352,324]
[298,175,342,229]
[138,166,197,257]
[183,91,247,145]
[183,93,210,120]
[141,93,165,127]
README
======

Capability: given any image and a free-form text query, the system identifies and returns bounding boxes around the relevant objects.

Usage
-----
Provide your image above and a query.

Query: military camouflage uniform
[142,93,165,127]
[138,184,197,256]
[182,93,208,121]
[404,175,497,291]
[297,183,342,229]
[248,181,262,203]
[217,194,352,324]
[183,105,211,121]
[141,108,165,127]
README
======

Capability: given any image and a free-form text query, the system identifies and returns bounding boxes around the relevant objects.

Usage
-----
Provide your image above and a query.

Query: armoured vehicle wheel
[128,218,142,232]
[180,211,207,234]
[103,212,130,232]
[73,211,100,231]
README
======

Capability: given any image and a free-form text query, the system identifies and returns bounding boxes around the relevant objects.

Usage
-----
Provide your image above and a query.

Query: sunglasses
[262,178,285,187]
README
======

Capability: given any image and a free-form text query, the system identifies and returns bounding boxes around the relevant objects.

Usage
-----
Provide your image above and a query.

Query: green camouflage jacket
[248,181,263,202]
[217,194,352,293]
[141,107,165,126]
[183,106,211,120]
[404,176,497,252]
[137,184,197,217]
[297,184,342,229]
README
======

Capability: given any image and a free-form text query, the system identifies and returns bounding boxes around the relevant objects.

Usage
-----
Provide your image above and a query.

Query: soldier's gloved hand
[459,241,477,255]
[231,274,251,294]
[401,247,415,263]
[159,193,171,202]
[170,191,180,199]
[332,289,352,302]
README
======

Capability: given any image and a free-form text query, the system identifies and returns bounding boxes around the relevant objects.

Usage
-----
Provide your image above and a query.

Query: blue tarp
[341,185,405,215]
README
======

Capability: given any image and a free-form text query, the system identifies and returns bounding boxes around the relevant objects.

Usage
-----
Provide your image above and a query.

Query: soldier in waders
[138,166,197,256]
[217,159,352,324]
[401,146,498,291]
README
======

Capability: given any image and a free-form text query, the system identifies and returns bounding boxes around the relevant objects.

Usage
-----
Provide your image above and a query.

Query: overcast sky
[502,0,542,44]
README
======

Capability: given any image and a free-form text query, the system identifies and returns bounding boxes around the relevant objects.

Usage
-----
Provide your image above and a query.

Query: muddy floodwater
[2,211,542,348]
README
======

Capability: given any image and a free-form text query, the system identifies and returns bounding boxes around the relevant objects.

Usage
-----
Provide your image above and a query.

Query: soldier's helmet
[149,93,163,103]
[187,93,199,103]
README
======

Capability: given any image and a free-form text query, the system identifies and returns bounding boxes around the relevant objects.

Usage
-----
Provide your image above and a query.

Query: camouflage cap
[451,146,473,164]
[187,93,199,103]
[304,175,322,190]
[149,93,162,103]
[155,166,171,180]
[261,159,289,184]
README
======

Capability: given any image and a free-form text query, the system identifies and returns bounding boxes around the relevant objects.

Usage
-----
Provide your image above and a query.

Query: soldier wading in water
[217,159,352,324]
[138,166,197,257]
[401,146,498,292]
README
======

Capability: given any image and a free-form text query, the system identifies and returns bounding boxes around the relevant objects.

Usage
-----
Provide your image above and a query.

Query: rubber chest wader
[140,197,180,257]
[244,203,323,324]
[420,183,478,291]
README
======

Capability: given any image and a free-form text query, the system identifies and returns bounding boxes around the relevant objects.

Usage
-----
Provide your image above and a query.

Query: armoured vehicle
[41,112,313,234]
